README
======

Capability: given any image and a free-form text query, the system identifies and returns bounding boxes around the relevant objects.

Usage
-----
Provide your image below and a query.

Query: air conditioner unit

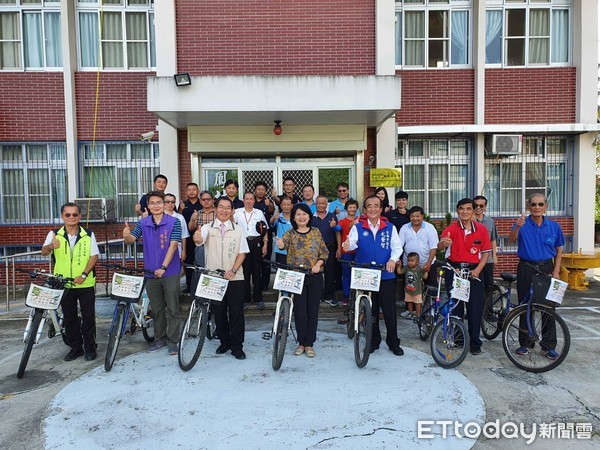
[489,134,523,155]
[74,198,117,222]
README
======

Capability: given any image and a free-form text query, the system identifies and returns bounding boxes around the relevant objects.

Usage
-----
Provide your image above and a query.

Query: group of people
[42,170,565,365]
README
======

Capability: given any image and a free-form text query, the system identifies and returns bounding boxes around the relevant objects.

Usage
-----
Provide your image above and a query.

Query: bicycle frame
[271,292,294,336]
[23,308,62,345]
[353,291,370,333]
[127,290,152,330]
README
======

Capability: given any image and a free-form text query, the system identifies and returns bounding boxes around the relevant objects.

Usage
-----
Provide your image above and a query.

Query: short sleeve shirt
[441,220,491,265]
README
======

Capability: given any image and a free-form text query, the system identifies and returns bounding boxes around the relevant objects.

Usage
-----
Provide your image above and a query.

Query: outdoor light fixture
[273,120,282,136]
[174,73,191,87]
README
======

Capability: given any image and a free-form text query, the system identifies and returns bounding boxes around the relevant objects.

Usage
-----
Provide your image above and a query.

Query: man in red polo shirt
[438,198,491,356]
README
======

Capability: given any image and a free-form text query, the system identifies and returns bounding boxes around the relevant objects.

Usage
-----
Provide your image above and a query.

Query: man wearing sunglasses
[328,181,354,220]
[41,203,99,362]
[508,193,564,361]
[473,195,499,300]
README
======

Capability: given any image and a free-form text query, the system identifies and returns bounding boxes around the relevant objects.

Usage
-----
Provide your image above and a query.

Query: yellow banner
[370,168,402,187]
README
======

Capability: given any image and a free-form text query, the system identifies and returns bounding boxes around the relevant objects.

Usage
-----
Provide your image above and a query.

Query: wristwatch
[160,265,167,270]
[231,268,238,274]
[81,272,88,279]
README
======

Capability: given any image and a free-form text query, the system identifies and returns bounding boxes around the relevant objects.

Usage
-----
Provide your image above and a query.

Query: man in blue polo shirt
[312,195,340,305]
[508,192,564,360]
[438,198,491,355]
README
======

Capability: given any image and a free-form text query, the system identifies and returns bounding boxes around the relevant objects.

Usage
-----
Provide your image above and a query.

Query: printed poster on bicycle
[452,276,470,302]
[545,278,568,305]
[350,268,381,292]
[25,284,64,309]
[196,274,229,301]
[111,273,145,299]
[273,269,305,295]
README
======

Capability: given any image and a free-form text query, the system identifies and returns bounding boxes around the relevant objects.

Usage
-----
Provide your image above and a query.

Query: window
[485,0,570,66]
[395,138,473,216]
[77,0,155,70]
[0,1,61,69]
[482,136,571,216]
[395,1,471,68]
[0,143,67,223]
[79,141,160,221]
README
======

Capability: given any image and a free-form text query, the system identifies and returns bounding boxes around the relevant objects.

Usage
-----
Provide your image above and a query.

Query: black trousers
[243,238,263,303]
[322,242,337,299]
[294,274,323,347]
[184,238,196,292]
[482,263,494,300]
[261,231,273,290]
[60,286,96,353]
[213,280,245,351]
[517,259,557,349]
[444,270,484,351]
[371,278,400,350]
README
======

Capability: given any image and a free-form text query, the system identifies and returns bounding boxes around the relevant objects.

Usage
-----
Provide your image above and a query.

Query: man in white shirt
[233,192,268,309]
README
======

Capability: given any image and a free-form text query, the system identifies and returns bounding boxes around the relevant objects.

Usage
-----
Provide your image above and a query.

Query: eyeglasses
[63,213,79,218]
[530,202,545,207]
[164,200,176,204]
[201,197,213,201]
[474,203,486,208]
[148,201,164,206]
[338,189,347,193]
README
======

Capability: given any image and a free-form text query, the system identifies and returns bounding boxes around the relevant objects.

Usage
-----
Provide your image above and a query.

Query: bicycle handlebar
[102,263,155,276]
[431,260,481,282]
[336,259,386,271]
[15,267,75,283]
[183,263,226,277]
[263,259,315,275]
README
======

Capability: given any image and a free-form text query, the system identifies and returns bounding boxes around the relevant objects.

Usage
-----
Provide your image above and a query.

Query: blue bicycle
[481,272,519,340]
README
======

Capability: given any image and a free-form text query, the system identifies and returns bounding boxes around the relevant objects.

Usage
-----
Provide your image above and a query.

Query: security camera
[140,131,155,142]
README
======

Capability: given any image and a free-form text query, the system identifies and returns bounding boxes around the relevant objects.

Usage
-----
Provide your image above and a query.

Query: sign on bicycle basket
[545,277,568,305]
[451,276,470,302]
[350,267,381,292]
[111,273,145,299]
[25,284,64,310]
[196,274,229,301]
[273,269,305,295]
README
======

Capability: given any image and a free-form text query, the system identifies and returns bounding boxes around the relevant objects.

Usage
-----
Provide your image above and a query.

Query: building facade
[0,0,598,276]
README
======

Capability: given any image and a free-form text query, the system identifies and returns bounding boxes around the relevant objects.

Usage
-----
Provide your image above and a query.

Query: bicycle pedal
[261,332,272,340]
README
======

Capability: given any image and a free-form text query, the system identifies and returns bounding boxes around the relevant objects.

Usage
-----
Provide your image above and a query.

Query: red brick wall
[178,129,192,201]
[175,0,375,75]
[395,70,475,126]
[485,68,576,124]
[75,72,158,140]
[0,73,66,141]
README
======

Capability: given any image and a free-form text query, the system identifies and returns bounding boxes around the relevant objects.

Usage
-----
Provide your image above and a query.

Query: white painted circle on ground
[44,331,484,449]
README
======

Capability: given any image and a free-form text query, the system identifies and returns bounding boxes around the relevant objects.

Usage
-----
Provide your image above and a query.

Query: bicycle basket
[25,284,64,310]
[110,273,145,301]
[531,273,566,308]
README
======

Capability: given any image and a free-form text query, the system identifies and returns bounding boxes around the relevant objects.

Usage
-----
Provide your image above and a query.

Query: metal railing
[2,238,141,312]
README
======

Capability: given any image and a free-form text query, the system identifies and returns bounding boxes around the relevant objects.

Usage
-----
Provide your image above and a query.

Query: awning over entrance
[147,75,401,129]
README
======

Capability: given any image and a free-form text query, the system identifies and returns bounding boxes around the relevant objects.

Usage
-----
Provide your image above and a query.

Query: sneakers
[147,341,167,353]
[404,312,416,320]
[64,347,84,361]
[341,297,349,307]
[256,301,265,310]
[542,349,559,360]
[325,299,339,307]
[399,310,410,318]
[515,346,529,356]
[168,343,178,356]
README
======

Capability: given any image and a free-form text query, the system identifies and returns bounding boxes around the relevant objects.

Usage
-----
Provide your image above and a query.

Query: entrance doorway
[199,155,357,202]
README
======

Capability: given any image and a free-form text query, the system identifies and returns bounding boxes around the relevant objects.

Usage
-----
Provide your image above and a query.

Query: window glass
[486,10,502,63]
[0,12,21,69]
[451,10,468,65]
[551,9,568,63]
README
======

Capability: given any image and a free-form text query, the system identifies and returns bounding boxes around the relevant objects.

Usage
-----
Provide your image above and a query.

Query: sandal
[294,346,305,356]
[305,347,315,358]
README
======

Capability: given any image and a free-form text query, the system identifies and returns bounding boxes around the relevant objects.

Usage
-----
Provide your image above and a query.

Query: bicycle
[338,260,387,368]
[428,261,471,369]
[481,272,519,340]
[16,268,74,378]
[178,264,227,372]
[261,260,312,371]
[501,264,570,373]
[415,266,447,341]
[103,264,155,372]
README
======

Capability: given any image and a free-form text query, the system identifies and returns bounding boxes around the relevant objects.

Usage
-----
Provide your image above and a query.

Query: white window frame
[485,0,571,68]
[76,0,155,71]
[395,1,472,69]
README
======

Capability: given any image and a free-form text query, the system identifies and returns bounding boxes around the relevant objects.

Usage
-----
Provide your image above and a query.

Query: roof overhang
[147,75,401,129]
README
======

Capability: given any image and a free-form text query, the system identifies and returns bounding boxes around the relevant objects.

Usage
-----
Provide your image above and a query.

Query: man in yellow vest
[41,202,99,361]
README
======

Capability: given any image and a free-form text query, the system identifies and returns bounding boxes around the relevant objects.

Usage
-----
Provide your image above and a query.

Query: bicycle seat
[500,273,517,283]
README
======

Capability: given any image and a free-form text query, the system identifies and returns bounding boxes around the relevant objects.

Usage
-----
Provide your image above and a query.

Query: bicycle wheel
[354,295,372,368]
[272,297,291,371]
[502,304,570,373]
[430,316,469,369]
[206,312,216,340]
[418,296,434,341]
[346,292,356,339]
[481,285,505,340]
[141,307,155,342]
[104,303,127,372]
[17,309,43,379]
[178,301,208,372]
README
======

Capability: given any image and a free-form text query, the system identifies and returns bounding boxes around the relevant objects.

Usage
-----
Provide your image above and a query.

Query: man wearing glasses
[180,183,203,293]
[508,193,564,361]
[328,181,353,220]
[473,195,499,300]
[123,191,182,355]
[188,190,216,293]
[41,203,99,362]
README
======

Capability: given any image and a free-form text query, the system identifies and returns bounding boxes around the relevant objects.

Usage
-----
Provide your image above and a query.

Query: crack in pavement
[564,387,600,422]
[311,427,403,446]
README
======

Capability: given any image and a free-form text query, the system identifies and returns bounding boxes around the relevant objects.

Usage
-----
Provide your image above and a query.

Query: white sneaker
[399,310,410,318]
